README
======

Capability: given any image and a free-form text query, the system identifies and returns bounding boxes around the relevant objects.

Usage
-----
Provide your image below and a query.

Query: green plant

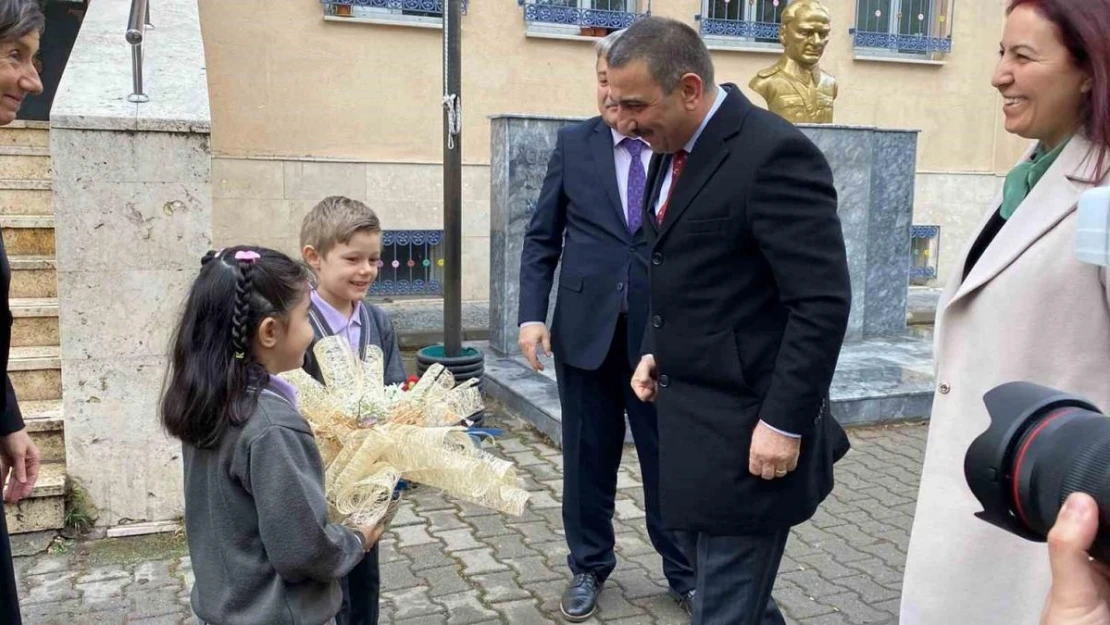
[63,478,97,535]
[46,536,74,556]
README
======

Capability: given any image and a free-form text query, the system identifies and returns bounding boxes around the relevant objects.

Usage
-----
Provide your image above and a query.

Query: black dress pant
[675,530,789,625]
[337,544,379,625]
[557,314,695,593]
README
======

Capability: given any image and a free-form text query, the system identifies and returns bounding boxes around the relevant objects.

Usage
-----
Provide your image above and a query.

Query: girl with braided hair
[161,246,382,625]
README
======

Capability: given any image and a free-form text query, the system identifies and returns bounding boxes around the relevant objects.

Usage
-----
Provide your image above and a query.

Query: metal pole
[126,0,149,103]
[129,45,147,103]
[443,0,463,356]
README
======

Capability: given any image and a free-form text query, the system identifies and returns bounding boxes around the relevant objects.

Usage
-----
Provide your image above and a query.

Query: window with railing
[520,0,646,38]
[852,0,953,59]
[322,0,468,27]
[370,230,446,298]
[910,225,940,285]
[696,0,787,46]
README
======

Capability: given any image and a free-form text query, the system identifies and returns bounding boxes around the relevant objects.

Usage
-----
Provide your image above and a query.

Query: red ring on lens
[1011,408,1076,530]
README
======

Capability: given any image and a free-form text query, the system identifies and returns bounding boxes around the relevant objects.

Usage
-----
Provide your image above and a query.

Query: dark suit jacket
[642,85,851,533]
[0,235,22,437]
[518,116,650,371]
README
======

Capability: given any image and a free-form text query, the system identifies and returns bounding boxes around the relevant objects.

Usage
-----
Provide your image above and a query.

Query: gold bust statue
[749,0,837,124]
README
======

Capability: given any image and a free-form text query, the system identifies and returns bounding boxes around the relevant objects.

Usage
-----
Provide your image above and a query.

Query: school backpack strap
[307,300,335,339]
[357,301,373,361]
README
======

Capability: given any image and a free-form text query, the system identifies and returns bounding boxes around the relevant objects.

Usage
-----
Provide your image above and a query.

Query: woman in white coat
[900,0,1110,623]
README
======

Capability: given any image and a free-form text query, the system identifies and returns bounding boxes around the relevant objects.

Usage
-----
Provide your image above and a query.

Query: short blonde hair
[300,196,382,257]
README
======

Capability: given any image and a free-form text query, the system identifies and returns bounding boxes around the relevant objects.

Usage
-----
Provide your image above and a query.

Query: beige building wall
[199,0,1030,287]
[211,160,492,300]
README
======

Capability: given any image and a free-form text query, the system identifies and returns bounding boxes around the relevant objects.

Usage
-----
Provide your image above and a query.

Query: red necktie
[657,150,688,226]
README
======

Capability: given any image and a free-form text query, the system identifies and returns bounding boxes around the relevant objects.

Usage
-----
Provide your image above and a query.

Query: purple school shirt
[267,375,300,409]
[310,289,364,354]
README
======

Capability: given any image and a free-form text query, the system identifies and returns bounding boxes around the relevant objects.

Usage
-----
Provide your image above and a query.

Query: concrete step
[908,286,943,325]
[1,215,54,257]
[8,345,60,402]
[3,461,66,534]
[20,399,63,463]
[0,179,51,215]
[0,146,50,180]
[11,297,58,348]
[10,255,56,299]
[0,120,49,148]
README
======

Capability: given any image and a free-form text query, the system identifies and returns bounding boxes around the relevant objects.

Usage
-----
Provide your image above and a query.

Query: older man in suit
[517,30,696,623]
[608,17,853,625]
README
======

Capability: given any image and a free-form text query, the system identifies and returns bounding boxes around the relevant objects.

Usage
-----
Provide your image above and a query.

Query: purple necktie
[622,138,645,234]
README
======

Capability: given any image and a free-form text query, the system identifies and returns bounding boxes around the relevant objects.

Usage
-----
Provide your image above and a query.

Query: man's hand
[1041,492,1110,625]
[631,355,658,402]
[749,421,800,480]
[518,323,552,372]
[1,428,40,505]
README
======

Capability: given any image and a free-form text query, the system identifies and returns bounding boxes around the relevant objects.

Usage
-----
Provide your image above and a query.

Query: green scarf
[1000,138,1070,220]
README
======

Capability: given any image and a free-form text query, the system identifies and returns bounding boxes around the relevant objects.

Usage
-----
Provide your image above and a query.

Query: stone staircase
[1,120,66,535]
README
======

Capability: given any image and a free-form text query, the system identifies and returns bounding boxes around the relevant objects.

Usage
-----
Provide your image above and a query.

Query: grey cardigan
[183,387,364,625]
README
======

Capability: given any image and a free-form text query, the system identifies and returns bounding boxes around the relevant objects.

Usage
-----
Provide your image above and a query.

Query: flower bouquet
[281,336,530,530]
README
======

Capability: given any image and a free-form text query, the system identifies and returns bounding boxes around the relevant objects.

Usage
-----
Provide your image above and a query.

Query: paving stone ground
[14,408,927,625]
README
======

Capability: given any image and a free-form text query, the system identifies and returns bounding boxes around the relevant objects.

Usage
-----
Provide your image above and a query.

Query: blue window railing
[371,230,445,298]
[697,18,779,39]
[852,30,951,54]
[322,0,469,18]
[519,0,647,31]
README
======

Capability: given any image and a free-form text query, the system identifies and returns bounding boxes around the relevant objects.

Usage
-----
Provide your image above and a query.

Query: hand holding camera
[1042,493,1110,625]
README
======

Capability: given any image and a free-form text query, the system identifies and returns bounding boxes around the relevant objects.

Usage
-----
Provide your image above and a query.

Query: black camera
[965,381,1110,564]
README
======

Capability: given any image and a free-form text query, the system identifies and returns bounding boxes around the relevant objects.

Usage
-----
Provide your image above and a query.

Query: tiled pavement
[14,408,927,624]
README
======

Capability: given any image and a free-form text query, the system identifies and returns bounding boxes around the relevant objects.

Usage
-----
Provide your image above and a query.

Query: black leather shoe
[670,588,696,616]
[560,572,602,622]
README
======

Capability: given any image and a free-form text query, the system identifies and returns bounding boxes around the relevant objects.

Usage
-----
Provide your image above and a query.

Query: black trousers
[0,497,21,625]
[337,544,379,625]
[675,530,789,625]
[556,314,695,593]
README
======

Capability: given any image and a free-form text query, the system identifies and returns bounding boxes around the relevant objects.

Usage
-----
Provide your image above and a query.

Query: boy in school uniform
[301,196,406,625]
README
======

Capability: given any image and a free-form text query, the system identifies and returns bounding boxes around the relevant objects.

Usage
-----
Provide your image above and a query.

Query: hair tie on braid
[201,249,224,266]
[231,250,258,362]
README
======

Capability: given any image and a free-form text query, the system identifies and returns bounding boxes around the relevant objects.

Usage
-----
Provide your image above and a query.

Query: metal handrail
[126,0,152,103]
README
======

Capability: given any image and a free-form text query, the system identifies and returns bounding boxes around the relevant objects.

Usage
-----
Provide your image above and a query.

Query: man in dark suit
[607,17,852,625]
[517,30,696,623]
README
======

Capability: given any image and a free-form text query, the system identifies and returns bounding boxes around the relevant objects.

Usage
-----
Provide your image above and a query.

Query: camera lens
[965,381,1110,563]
